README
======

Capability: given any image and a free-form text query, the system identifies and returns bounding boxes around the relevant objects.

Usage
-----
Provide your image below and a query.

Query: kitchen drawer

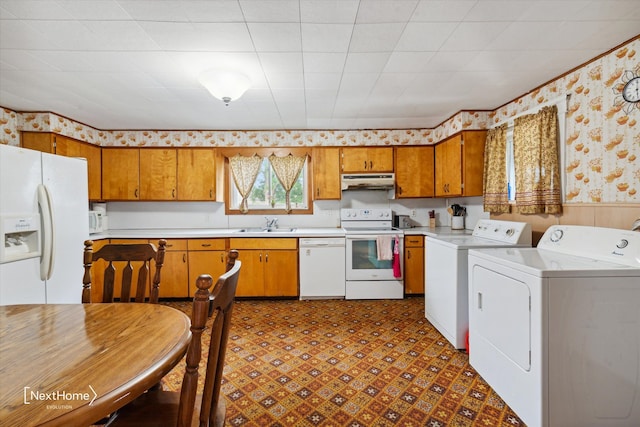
[405,235,424,247]
[162,239,187,251]
[229,238,298,250]
[187,239,226,251]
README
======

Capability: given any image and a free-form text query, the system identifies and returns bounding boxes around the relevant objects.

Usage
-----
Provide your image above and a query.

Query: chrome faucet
[265,216,278,230]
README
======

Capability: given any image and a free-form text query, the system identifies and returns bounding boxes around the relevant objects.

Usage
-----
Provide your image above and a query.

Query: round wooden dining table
[0,303,191,427]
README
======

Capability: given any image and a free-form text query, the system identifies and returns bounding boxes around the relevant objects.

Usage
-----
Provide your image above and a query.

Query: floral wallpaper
[1,38,638,204]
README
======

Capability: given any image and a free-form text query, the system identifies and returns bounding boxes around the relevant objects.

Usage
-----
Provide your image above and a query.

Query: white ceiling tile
[182,1,246,22]
[140,22,254,51]
[0,20,58,50]
[301,24,353,52]
[0,49,58,71]
[57,0,131,20]
[349,23,405,52]
[518,1,590,21]
[425,51,479,72]
[303,52,347,73]
[440,22,511,51]
[0,0,73,19]
[383,51,435,73]
[265,73,304,90]
[486,21,566,51]
[304,73,341,91]
[337,73,379,97]
[240,0,299,22]
[355,0,418,23]
[410,0,476,22]
[344,52,391,73]
[464,1,531,21]
[395,22,457,51]
[574,0,640,20]
[370,72,415,98]
[300,0,359,23]
[82,21,159,50]
[248,23,301,52]
[259,52,303,74]
[117,0,190,21]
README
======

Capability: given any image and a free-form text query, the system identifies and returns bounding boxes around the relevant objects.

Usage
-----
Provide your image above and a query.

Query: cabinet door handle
[183,254,186,263]
[259,253,262,262]
[201,243,211,247]
[478,292,483,310]
[220,253,224,262]
[172,188,175,198]
[265,253,269,263]
[398,186,402,195]
[316,188,320,197]
[407,249,411,259]
[369,160,373,169]
[363,160,367,170]
[134,188,139,198]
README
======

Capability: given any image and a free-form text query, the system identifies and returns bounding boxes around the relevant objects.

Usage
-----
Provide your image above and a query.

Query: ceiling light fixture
[198,70,251,106]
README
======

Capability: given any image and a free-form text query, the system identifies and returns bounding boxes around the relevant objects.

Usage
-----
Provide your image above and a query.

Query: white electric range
[341,208,403,300]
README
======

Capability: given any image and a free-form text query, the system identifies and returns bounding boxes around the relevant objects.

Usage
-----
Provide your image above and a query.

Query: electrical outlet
[410,209,417,217]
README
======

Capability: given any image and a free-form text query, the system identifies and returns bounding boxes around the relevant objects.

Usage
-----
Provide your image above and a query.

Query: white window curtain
[229,154,262,213]
[268,154,307,213]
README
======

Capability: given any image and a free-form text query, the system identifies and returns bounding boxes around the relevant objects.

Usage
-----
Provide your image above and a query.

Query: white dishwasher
[299,237,345,300]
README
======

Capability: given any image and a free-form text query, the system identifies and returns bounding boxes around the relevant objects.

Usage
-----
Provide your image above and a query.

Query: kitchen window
[223,148,312,215]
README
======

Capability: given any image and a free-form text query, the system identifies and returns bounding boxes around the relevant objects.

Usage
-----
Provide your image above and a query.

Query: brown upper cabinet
[312,147,341,200]
[395,146,434,198]
[434,130,486,198]
[341,147,393,173]
[102,147,221,201]
[21,132,102,201]
[177,148,218,201]
[139,149,177,200]
[102,148,140,200]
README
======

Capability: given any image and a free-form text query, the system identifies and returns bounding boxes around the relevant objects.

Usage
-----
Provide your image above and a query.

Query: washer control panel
[472,219,532,245]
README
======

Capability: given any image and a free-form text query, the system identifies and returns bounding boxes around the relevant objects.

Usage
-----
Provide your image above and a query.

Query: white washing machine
[425,219,532,349]
[468,225,640,427]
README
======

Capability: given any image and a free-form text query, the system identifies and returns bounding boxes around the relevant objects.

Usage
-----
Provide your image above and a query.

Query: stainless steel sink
[235,228,296,233]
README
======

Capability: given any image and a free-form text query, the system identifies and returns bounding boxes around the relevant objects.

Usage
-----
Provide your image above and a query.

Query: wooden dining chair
[82,239,167,303]
[110,250,241,427]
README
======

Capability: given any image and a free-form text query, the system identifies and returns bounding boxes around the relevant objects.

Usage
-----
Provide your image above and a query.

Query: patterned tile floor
[163,297,525,427]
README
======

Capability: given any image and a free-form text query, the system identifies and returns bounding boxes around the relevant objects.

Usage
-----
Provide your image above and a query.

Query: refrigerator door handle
[37,184,55,280]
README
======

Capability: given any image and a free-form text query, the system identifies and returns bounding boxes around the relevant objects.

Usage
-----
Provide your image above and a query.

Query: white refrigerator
[0,144,89,305]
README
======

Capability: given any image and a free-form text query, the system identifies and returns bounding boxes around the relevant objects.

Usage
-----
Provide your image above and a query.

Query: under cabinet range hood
[341,173,395,191]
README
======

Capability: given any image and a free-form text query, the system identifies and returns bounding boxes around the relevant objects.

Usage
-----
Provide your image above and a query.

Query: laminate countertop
[89,226,471,240]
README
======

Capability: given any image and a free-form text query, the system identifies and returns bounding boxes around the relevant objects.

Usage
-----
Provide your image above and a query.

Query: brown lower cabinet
[187,239,227,297]
[161,239,189,297]
[228,238,298,297]
[404,235,424,295]
[88,237,299,299]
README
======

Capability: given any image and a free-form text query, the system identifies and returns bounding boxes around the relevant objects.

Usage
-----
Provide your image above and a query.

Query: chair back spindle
[82,239,167,303]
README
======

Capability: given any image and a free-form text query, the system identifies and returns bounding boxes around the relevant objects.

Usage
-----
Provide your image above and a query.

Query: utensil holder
[451,216,464,230]
[429,218,436,228]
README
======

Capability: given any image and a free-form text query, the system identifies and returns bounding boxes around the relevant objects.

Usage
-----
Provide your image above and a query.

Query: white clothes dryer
[468,225,640,427]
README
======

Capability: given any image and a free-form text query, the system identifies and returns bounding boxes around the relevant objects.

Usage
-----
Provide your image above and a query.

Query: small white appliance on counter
[341,208,403,300]
[299,237,346,299]
[0,144,89,305]
[88,210,107,234]
[468,225,640,427]
[425,219,532,349]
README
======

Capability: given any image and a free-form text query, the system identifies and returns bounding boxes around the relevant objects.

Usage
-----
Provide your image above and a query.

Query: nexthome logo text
[23,386,97,406]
